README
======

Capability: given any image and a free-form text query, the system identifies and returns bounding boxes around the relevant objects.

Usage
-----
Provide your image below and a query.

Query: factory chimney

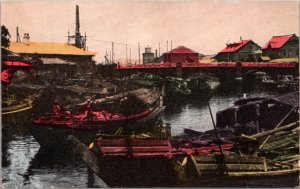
[75,5,82,48]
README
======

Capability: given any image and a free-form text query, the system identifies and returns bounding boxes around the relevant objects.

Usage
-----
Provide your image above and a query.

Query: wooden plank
[227,168,300,177]
[196,163,266,172]
[96,139,170,147]
[193,155,265,164]
[68,135,101,176]
[250,121,299,139]
[100,146,171,153]
[131,139,170,146]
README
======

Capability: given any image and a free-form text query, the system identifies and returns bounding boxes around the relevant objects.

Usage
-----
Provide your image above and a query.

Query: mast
[126,44,128,65]
[130,48,131,65]
[138,42,141,64]
[16,26,21,43]
[112,42,114,63]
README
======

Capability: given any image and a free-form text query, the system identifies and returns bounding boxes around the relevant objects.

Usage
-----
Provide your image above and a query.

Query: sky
[1,0,299,63]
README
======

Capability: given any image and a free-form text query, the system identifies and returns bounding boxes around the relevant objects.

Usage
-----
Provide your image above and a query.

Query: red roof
[165,46,198,54]
[219,40,251,53]
[262,34,294,50]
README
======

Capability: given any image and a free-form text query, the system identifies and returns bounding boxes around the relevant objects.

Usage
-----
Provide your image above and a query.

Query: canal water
[2,84,282,188]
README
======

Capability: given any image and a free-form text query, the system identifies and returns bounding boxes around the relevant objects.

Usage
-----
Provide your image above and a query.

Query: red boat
[70,134,234,187]
[32,106,156,130]
[70,134,299,187]
[31,91,164,148]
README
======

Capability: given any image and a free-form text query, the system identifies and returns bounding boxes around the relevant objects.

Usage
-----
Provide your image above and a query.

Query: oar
[207,101,223,154]
[68,135,100,176]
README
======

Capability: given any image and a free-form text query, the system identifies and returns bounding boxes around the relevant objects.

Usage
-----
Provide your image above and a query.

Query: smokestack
[155,49,157,58]
[240,36,242,42]
[75,5,81,48]
[76,5,80,35]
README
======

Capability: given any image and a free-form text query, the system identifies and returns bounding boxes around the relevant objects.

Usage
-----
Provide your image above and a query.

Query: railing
[117,62,298,70]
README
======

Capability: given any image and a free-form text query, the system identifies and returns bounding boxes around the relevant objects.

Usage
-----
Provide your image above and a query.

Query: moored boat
[69,133,234,187]
[2,93,34,126]
[31,88,164,148]
[69,133,299,187]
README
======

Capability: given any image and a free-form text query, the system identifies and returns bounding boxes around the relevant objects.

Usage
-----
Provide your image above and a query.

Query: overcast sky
[2,0,299,63]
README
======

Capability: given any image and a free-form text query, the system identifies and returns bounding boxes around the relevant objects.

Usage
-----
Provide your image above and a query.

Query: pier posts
[235,62,243,81]
[175,63,183,78]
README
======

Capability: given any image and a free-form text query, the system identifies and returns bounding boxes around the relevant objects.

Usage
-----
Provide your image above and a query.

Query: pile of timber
[239,121,299,162]
[78,88,161,106]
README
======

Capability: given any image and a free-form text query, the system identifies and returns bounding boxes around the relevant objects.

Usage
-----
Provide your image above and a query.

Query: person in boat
[52,100,71,117]
[82,99,94,121]
[52,100,62,115]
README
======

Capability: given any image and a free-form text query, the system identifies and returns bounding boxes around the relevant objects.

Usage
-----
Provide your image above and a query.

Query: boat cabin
[216,92,299,134]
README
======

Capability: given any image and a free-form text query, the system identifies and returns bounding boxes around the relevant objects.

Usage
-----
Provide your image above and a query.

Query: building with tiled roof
[163,46,199,63]
[7,40,96,78]
[215,38,261,62]
[8,42,96,56]
[262,34,298,60]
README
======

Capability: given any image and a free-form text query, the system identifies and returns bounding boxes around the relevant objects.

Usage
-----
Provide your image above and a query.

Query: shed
[163,46,199,63]
[215,39,261,62]
[262,34,299,60]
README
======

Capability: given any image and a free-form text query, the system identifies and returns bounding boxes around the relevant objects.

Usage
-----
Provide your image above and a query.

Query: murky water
[2,84,281,188]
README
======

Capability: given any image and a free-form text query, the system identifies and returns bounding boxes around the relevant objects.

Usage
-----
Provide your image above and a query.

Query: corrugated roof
[40,58,76,65]
[8,42,96,56]
[165,46,198,54]
[262,34,295,50]
[219,40,251,53]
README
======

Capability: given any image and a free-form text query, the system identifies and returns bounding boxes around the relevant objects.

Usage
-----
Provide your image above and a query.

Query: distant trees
[1,25,11,48]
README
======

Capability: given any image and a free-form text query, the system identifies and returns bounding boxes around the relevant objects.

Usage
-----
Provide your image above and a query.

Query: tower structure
[67,5,87,50]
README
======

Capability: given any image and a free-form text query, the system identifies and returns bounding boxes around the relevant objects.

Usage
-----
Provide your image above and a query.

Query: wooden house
[262,34,299,60]
[215,39,261,62]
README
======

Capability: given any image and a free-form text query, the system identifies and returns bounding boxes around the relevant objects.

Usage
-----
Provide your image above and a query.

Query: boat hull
[2,105,32,127]
[31,106,164,149]
[97,157,179,187]
[190,170,300,187]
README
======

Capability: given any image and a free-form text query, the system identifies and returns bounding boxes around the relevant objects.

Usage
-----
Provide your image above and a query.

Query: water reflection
[2,135,107,188]
[2,83,281,188]
[162,84,280,135]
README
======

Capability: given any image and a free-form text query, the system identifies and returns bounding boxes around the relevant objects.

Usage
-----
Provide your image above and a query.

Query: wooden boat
[2,93,34,126]
[69,121,300,187]
[31,88,164,148]
[216,92,299,134]
[70,134,299,187]
[69,134,233,187]
[184,153,299,187]
[32,105,164,147]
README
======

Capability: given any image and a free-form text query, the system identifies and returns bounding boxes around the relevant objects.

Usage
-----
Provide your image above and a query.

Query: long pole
[138,42,141,65]
[259,106,297,149]
[130,48,131,65]
[109,50,112,64]
[126,44,128,65]
[167,40,169,62]
[112,42,114,63]
[158,43,160,57]
[208,101,223,154]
